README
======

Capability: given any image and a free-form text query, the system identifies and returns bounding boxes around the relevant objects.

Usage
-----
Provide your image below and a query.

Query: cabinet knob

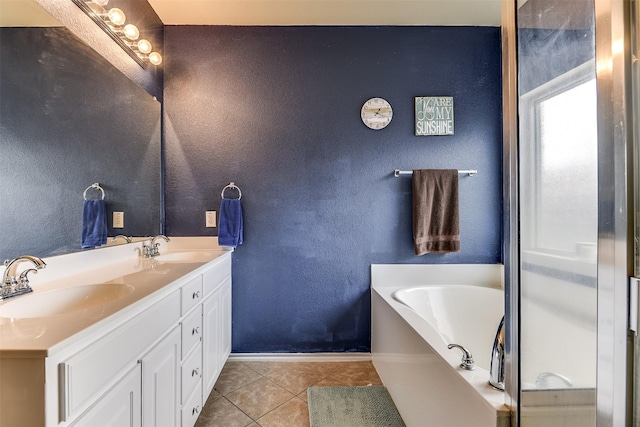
[192,291,200,300]
[192,326,200,336]
[192,405,201,415]
[192,367,200,377]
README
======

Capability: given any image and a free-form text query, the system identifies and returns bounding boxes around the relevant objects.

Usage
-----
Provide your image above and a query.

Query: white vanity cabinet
[12,250,236,427]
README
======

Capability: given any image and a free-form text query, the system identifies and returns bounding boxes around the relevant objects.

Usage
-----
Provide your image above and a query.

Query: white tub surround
[371,264,509,427]
[0,237,232,427]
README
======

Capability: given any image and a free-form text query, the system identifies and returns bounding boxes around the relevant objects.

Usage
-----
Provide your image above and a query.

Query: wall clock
[361,97,393,130]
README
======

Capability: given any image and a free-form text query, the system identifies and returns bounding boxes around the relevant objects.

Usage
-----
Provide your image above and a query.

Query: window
[520,61,598,258]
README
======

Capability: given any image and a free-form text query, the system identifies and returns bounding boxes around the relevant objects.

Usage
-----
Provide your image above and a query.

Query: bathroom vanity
[0,238,231,427]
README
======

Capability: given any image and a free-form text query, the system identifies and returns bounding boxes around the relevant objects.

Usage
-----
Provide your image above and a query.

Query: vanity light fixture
[148,52,162,65]
[106,7,126,26]
[71,0,163,68]
[123,24,140,41]
[137,39,152,54]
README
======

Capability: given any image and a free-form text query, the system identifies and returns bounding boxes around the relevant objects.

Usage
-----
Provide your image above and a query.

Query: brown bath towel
[412,169,460,255]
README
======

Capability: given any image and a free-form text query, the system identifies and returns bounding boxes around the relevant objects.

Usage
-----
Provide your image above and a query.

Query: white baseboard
[228,353,372,362]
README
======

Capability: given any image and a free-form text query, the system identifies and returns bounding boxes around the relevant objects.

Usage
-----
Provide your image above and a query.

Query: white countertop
[0,238,231,357]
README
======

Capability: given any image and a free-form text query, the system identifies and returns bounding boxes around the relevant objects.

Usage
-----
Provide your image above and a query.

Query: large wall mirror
[0,0,162,260]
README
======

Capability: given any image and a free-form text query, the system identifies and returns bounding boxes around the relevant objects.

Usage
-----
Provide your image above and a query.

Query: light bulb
[92,0,109,5]
[123,24,139,41]
[107,8,126,26]
[148,52,162,65]
[137,39,152,54]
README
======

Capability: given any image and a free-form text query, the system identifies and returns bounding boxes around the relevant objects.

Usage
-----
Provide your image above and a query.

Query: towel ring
[221,182,242,200]
[83,183,105,200]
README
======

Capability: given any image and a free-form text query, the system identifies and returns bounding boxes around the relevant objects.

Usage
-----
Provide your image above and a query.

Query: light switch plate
[113,211,124,228]
[206,211,216,228]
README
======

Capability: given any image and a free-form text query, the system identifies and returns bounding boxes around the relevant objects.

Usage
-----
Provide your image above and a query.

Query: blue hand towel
[218,198,243,248]
[81,199,108,249]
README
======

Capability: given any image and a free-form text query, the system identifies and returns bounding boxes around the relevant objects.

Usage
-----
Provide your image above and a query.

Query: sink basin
[153,251,214,263]
[0,283,135,318]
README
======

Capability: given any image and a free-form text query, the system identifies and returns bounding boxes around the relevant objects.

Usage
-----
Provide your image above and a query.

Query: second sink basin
[0,283,135,319]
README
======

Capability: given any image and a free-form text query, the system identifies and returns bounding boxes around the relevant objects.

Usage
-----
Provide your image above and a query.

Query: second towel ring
[221,182,242,200]
[83,183,105,200]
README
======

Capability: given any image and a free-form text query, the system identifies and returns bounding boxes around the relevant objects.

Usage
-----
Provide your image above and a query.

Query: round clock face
[361,97,393,130]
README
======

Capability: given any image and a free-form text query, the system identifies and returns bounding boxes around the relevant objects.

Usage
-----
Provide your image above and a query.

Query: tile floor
[194,360,383,427]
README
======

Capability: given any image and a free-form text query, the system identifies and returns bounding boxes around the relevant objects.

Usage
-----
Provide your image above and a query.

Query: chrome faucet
[142,235,170,258]
[488,315,505,391]
[112,235,132,244]
[447,343,476,370]
[1,255,46,300]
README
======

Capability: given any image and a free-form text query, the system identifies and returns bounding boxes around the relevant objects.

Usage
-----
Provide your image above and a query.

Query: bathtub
[371,264,510,427]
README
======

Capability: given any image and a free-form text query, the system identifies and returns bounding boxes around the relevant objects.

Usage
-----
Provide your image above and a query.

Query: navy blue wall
[164,26,502,352]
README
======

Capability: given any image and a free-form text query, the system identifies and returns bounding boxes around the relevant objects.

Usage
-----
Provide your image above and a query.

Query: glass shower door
[516,1,598,425]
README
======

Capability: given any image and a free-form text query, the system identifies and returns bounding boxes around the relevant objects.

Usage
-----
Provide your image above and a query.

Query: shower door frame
[631,0,640,425]
[503,0,636,425]
[501,1,519,425]
[594,0,634,425]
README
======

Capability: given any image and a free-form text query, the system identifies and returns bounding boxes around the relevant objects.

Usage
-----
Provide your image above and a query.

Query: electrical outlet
[206,211,216,228]
[113,211,124,228]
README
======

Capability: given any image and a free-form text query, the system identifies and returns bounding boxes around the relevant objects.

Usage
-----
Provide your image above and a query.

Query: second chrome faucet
[142,235,171,258]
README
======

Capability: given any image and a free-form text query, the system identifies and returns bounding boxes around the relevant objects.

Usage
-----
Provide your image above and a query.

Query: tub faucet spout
[488,315,505,391]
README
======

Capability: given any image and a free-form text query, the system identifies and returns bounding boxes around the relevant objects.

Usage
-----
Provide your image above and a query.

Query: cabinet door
[202,292,220,397]
[71,364,141,427]
[141,326,180,427]
[60,292,180,421]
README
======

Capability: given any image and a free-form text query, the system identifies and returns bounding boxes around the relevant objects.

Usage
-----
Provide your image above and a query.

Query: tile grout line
[210,365,266,424]
[254,394,306,424]
[236,362,318,424]
[221,395,260,424]
[217,363,301,424]
[215,369,266,397]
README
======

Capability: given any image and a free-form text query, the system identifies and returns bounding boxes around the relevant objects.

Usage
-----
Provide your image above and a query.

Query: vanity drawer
[60,290,180,422]
[181,275,203,315]
[203,256,231,297]
[181,342,202,405]
[181,382,203,427]
[181,305,202,358]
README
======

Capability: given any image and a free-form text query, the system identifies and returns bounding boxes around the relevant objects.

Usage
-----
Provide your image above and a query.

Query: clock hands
[362,107,391,115]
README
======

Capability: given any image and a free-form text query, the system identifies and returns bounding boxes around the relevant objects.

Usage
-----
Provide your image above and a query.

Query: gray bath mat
[307,386,405,427]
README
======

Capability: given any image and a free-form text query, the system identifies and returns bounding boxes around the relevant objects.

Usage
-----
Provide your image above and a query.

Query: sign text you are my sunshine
[415,96,454,136]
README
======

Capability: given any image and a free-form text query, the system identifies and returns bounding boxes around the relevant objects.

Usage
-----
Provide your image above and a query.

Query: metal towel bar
[394,169,477,177]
